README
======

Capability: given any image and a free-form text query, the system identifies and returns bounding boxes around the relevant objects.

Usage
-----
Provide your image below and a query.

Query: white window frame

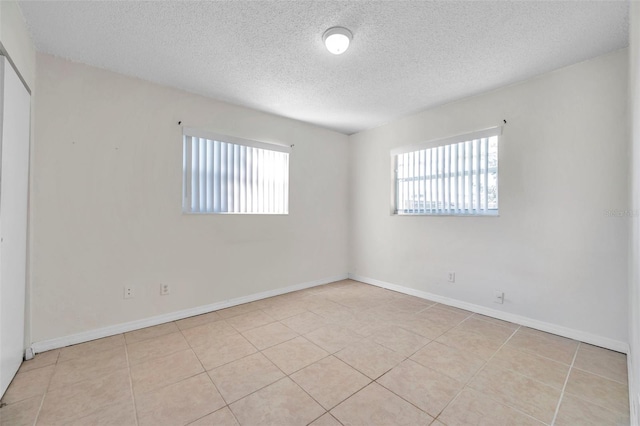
[182,127,291,214]
[390,126,501,216]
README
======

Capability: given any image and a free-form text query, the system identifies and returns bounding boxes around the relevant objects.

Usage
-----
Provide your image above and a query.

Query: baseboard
[30,274,348,354]
[628,351,640,425]
[349,273,629,354]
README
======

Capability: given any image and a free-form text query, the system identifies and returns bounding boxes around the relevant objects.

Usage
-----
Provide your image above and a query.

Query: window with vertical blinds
[391,127,501,216]
[182,128,290,214]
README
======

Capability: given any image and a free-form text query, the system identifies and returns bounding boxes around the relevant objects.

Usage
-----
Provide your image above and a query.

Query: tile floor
[0,280,630,425]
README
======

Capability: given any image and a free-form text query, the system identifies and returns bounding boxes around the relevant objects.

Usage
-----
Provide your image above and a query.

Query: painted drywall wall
[30,53,349,342]
[0,1,35,90]
[349,49,629,345]
[628,2,640,422]
[0,1,35,352]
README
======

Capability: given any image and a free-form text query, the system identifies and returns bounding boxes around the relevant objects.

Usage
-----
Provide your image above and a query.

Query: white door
[0,57,31,398]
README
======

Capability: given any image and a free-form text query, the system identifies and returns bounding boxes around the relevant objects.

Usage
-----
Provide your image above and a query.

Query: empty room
[0,1,638,425]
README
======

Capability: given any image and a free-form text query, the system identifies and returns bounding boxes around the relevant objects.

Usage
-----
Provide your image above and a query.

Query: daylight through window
[183,129,290,214]
[392,128,500,216]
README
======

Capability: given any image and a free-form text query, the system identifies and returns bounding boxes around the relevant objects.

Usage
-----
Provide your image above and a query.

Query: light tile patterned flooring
[0,280,630,425]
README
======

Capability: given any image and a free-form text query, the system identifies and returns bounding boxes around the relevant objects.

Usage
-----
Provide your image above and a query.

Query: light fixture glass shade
[323,27,352,55]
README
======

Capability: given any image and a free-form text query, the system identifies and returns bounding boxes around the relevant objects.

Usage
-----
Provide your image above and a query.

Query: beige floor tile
[564,368,629,415]
[13,281,626,426]
[189,407,239,425]
[130,348,203,396]
[124,322,180,344]
[208,352,285,403]
[454,317,516,341]
[467,364,561,423]
[262,336,329,374]
[38,369,131,425]
[489,345,569,389]
[410,341,485,383]
[506,329,578,364]
[58,335,124,362]
[229,378,324,426]
[127,331,190,365]
[216,302,261,319]
[308,300,356,321]
[63,400,137,426]
[382,296,434,314]
[280,311,328,334]
[191,333,257,371]
[176,311,222,331]
[242,321,298,350]
[0,395,42,426]
[1,364,54,404]
[226,310,275,332]
[335,340,405,380]
[438,388,544,426]
[309,413,342,426]
[378,359,462,417]
[136,373,225,426]
[345,315,390,337]
[291,355,371,409]
[365,304,413,323]
[573,344,628,384]
[332,294,387,310]
[519,327,573,343]
[554,394,630,426]
[181,320,238,348]
[297,295,340,313]
[435,327,506,360]
[49,346,127,390]
[471,314,520,330]
[431,304,474,316]
[393,317,451,340]
[305,325,364,353]
[331,382,433,426]
[18,350,60,373]
[370,325,430,357]
[417,306,472,329]
[260,302,307,321]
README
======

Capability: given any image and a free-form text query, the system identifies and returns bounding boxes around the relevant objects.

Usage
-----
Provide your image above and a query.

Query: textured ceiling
[19,1,629,135]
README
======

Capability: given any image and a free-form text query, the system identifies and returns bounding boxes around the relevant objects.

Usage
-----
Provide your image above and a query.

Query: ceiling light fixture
[323,27,352,55]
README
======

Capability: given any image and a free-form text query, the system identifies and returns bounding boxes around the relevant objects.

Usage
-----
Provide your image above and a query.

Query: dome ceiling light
[323,27,352,55]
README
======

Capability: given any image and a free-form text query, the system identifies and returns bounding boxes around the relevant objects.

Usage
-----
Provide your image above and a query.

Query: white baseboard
[629,354,639,426]
[30,272,630,356]
[30,274,348,354]
[349,273,629,354]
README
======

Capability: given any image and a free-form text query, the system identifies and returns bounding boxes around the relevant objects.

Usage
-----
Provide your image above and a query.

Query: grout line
[30,393,47,426]
[550,342,580,426]
[432,324,542,424]
[177,321,244,425]
[123,333,140,426]
[30,350,61,425]
[570,365,629,386]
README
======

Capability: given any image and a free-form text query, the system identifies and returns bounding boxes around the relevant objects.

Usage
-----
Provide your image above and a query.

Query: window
[182,128,290,214]
[392,127,500,216]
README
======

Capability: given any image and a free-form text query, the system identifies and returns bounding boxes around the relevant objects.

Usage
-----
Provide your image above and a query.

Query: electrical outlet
[124,286,135,299]
[160,283,170,296]
[447,272,455,283]
[494,290,504,304]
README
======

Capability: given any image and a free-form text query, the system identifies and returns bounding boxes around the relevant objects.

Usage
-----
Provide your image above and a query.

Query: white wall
[0,1,35,351]
[0,1,35,90]
[628,2,640,422]
[349,49,629,347]
[30,53,349,343]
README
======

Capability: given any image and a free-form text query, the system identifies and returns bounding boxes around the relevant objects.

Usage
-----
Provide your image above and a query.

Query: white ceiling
[19,1,629,135]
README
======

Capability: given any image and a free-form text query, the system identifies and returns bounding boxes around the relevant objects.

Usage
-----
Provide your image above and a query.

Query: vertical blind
[183,129,290,214]
[392,128,500,216]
